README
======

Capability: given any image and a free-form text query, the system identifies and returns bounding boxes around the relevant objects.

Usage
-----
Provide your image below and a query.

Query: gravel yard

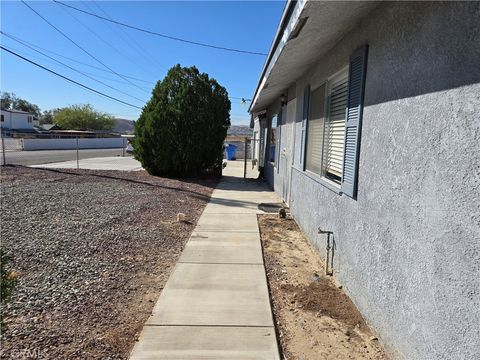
[0,166,216,359]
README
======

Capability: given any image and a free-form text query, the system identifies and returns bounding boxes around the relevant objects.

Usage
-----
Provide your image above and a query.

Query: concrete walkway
[130,161,281,359]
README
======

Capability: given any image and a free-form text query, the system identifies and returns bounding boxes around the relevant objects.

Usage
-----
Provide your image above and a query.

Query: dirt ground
[0,166,217,359]
[258,214,388,360]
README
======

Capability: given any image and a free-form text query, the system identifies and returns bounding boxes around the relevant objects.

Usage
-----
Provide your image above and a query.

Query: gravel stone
[0,166,216,359]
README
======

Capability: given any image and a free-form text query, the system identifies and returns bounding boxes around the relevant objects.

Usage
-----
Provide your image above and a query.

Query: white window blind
[305,84,326,175]
[325,70,348,180]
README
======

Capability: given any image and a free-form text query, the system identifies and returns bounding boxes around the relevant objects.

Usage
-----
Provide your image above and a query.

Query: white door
[281,99,297,205]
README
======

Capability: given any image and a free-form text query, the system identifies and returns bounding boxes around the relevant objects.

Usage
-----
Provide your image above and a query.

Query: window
[1,114,4,122]
[305,84,326,175]
[302,45,368,198]
[325,69,349,181]
[27,116,33,123]
[305,68,348,184]
[269,115,278,163]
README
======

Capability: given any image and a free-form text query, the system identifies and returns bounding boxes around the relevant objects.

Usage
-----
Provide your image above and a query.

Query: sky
[0,1,284,124]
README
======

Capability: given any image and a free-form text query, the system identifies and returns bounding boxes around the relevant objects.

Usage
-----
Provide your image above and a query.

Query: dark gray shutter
[300,85,310,170]
[341,45,368,198]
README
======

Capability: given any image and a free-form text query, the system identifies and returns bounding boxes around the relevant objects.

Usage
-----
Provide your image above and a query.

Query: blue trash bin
[225,144,238,160]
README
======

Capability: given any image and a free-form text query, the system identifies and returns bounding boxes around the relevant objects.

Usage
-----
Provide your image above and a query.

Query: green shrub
[133,65,231,177]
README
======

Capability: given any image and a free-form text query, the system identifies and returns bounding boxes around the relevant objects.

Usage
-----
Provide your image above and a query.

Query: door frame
[281,98,297,205]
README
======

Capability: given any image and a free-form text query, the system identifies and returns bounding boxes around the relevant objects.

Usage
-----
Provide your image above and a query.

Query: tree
[41,109,59,125]
[0,92,13,110]
[1,92,41,117]
[133,65,230,177]
[53,104,115,131]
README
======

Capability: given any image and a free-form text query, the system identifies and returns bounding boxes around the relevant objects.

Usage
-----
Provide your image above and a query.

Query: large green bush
[133,65,231,176]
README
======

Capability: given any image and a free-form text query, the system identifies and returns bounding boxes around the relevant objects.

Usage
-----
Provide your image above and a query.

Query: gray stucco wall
[266,2,480,359]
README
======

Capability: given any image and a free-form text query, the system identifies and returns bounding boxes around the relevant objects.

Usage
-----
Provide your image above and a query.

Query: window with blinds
[305,84,326,175]
[325,69,349,182]
[304,67,348,183]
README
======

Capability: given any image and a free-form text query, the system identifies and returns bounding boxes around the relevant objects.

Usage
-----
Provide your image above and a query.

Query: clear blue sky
[0,1,284,124]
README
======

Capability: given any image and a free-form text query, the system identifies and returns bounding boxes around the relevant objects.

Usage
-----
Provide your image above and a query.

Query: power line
[21,0,149,94]
[1,46,143,110]
[1,31,146,104]
[88,1,165,74]
[53,0,268,56]
[230,96,252,102]
[55,2,145,70]
[0,32,154,86]
[2,28,252,102]
[3,31,252,103]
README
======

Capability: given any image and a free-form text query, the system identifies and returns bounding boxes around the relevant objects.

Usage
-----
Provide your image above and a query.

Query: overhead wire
[1,31,147,104]
[21,0,149,94]
[54,0,152,77]
[53,0,268,56]
[88,1,165,73]
[3,31,251,104]
[0,32,155,86]
[10,2,253,105]
[1,46,143,110]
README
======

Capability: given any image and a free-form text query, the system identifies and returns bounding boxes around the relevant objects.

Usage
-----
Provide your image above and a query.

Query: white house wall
[0,111,34,130]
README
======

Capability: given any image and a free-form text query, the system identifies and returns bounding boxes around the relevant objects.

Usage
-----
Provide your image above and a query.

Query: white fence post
[76,136,79,169]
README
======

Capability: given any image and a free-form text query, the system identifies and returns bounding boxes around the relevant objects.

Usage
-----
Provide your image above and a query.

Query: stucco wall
[268,2,479,359]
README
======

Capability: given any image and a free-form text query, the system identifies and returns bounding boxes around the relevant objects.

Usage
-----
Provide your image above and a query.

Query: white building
[0,109,35,131]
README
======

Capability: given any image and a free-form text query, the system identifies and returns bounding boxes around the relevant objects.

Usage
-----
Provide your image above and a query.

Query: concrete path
[30,156,143,171]
[130,161,281,359]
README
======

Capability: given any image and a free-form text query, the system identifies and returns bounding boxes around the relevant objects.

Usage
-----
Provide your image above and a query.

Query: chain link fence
[1,133,257,173]
[0,132,140,170]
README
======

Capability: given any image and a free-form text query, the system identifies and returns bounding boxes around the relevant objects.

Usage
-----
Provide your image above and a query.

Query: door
[281,99,297,205]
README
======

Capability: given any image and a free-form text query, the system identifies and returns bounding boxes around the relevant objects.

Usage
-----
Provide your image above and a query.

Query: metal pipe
[318,227,334,276]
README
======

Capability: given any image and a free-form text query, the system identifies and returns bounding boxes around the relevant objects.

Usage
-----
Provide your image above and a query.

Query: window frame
[269,114,278,164]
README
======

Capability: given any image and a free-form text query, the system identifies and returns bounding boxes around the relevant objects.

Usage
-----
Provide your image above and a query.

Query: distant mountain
[227,125,251,136]
[113,118,135,134]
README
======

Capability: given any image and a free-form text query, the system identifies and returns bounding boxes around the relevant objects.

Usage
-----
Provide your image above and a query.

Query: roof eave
[248,0,305,114]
